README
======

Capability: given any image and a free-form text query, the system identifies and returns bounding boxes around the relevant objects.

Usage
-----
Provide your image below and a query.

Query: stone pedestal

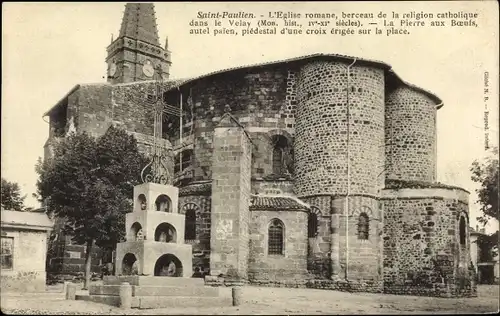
[210,114,252,280]
[119,282,132,309]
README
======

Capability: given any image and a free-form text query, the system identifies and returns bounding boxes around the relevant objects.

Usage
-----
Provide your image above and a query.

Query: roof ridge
[163,52,442,106]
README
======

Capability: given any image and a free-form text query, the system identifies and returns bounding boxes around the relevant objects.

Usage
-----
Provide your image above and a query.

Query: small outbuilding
[1,208,53,292]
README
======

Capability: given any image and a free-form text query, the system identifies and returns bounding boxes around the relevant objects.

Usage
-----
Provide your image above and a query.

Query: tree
[470,147,499,256]
[1,178,26,211]
[36,126,148,289]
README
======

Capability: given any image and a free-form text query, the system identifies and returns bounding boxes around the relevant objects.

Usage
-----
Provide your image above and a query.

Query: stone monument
[114,182,193,278]
[74,64,230,308]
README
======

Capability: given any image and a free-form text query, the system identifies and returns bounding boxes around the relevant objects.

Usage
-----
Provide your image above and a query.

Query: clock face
[143,61,154,77]
[109,63,117,76]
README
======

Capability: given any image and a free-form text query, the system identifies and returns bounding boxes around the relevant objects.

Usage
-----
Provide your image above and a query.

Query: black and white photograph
[1,1,499,314]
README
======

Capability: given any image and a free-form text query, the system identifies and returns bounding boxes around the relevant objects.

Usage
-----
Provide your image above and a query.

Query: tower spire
[119,3,160,46]
[165,36,169,50]
[106,3,171,84]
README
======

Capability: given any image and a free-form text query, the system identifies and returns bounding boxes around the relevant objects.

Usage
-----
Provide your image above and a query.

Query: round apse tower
[385,86,438,182]
[294,60,386,197]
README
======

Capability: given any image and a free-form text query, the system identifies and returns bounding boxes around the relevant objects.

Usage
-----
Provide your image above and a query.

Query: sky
[1,1,498,232]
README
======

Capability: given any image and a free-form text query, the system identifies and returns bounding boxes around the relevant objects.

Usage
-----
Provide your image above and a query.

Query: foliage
[470,147,499,255]
[1,178,26,211]
[470,147,499,223]
[35,126,148,287]
[477,232,498,261]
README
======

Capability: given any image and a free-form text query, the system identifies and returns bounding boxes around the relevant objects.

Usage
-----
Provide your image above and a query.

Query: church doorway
[154,254,183,277]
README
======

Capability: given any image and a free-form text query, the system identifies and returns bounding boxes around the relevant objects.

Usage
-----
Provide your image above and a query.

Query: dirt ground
[1,284,498,315]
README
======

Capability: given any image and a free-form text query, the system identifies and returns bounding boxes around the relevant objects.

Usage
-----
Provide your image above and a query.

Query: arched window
[357,213,369,240]
[184,209,197,241]
[308,207,321,238]
[182,203,199,241]
[308,213,318,238]
[268,219,284,255]
[155,194,171,212]
[271,135,290,175]
[459,217,466,245]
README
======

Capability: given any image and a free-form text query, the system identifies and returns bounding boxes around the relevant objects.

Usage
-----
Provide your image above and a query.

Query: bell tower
[106,3,172,84]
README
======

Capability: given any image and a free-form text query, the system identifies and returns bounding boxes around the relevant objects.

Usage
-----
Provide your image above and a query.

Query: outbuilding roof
[1,210,53,231]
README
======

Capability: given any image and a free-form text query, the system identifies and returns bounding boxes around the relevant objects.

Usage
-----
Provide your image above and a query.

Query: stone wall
[250,131,275,178]
[301,195,332,279]
[335,195,382,281]
[48,239,102,276]
[178,194,211,276]
[294,61,385,197]
[385,86,437,182]
[250,179,294,195]
[72,84,113,138]
[1,270,47,293]
[173,66,296,182]
[248,210,308,283]
[1,229,49,292]
[381,187,476,297]
[111,82,155,135]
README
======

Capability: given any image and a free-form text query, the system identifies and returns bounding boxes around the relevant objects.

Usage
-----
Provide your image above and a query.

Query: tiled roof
[250,194,310,211]
[163,53,443,107]
[1,210,53,230]
[44,52,443,118]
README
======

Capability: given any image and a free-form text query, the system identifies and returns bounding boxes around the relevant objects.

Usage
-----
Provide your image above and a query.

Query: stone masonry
[209,114,252,281]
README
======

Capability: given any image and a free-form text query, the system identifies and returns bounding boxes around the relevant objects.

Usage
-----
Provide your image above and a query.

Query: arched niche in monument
[137,194,147,210]
[154,253,183,277]
[155,194,172,212]
[122,253,139,275]
[130,222,143,241]
[154,222,177,243]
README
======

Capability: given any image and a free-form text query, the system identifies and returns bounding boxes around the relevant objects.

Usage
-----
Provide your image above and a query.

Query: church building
[43,3,476,297]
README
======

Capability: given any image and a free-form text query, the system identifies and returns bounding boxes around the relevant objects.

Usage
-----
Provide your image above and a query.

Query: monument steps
[89,284,219,297]
[102,275,205,286]
[134,296,232,309]
[77,276,228,309]
[77,294,231,308]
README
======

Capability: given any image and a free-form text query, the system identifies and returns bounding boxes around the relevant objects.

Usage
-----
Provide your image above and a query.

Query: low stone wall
[205,276,383,293]
[205,276,476,298]
[383,282,477,298]
[307,279,383,293]
[204,275,248,287]
[248,279,308,288]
